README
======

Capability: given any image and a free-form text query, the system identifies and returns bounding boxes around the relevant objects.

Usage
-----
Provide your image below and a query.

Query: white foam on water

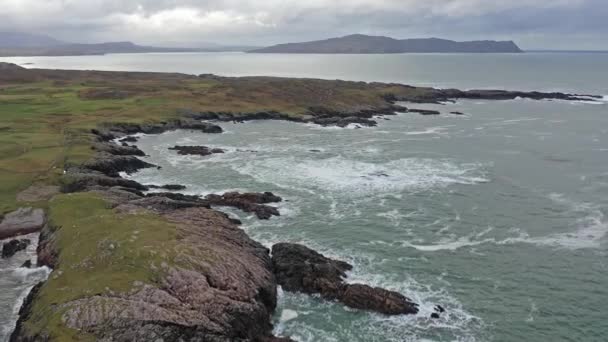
[279,309,299,323]
[403,194,607,252]
[404,126,449,136]
[233,156,489,197]
[525,193,608,249]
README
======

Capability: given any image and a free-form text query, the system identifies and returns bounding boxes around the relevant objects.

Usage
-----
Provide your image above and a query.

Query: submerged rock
[408,108,441,115]
[0,208,46,240]
[2,239,30,258]
[271,243,419,315]
[169,145,226,156]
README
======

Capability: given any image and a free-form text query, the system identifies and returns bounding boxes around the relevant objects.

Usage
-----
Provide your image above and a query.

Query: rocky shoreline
[2,64,602,341]
[8,119,436,341]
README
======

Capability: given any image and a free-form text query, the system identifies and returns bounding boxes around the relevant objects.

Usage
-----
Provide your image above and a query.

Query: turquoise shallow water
[128,98,608,342]
[1,52,607,341]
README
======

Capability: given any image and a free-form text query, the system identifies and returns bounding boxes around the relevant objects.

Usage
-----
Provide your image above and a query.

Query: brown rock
[272,243,419,316]
[339,284,419,315]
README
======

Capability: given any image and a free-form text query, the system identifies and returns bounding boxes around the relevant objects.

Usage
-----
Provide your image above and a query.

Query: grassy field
[0,64,431,215]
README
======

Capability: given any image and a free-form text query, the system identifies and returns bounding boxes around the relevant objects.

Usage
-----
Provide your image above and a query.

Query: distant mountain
[0,32,66,48]
[0,32,252,57]
[250,34,523,54]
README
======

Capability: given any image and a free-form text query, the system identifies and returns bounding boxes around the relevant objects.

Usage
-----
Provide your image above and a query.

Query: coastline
[1,62,604,340]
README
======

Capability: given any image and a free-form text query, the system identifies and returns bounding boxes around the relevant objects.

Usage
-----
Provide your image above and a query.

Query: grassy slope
[25,192,179,340]
[0,67,428,214]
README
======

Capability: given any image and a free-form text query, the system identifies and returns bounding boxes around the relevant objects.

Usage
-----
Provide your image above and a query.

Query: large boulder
[271,243,419,316]
[0,208,46,240]
[272,242,352,298]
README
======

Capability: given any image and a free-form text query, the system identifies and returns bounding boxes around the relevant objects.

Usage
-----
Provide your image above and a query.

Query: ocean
[1,52,607,341]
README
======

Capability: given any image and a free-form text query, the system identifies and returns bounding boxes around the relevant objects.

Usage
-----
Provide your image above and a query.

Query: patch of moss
[22,192,180,341]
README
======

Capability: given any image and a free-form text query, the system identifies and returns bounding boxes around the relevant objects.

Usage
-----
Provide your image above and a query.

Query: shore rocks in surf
[147,184,187,191]
[408,108,440,115]
[0,208,46,240]
[2,239,31,258]
[169,145,225,156]
[271,243,419,315]
[205,192,282,220]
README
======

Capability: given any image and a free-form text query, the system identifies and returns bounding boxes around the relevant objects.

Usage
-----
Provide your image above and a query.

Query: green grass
[23,192,180,341]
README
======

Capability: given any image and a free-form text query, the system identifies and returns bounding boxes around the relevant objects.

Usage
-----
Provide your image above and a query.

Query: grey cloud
[0,0,605,49]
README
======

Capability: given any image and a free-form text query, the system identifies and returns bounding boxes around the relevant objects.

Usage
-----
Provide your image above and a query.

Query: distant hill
[0,32,251,57]
[250,34,523,54]
[0,32,66,48]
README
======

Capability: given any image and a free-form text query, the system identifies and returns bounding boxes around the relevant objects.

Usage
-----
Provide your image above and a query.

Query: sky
[0,0,606,50]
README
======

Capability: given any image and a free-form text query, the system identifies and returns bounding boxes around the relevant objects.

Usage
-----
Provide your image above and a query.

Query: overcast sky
[1,0,606,49]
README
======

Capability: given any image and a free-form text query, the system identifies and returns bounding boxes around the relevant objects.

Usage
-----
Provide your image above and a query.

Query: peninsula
[249,34,523,54]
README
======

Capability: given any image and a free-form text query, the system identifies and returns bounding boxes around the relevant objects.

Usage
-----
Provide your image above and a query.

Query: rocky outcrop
[205,192,282,220]
[169,145,226,156]
[61,169,148,193]
[82,154,156,177]
[0,208,46,240]
[2,239,30,258]
[11,191,293,342]
[272,243,419,316]
[93,141,146,156]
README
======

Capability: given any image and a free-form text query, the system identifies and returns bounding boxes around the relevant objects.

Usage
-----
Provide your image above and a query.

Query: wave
[233,156,489,197]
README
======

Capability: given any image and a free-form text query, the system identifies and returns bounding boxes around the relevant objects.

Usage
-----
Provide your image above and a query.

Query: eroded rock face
[272,243,419,316]
[2,239,30,258]
[0,208,46,240]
